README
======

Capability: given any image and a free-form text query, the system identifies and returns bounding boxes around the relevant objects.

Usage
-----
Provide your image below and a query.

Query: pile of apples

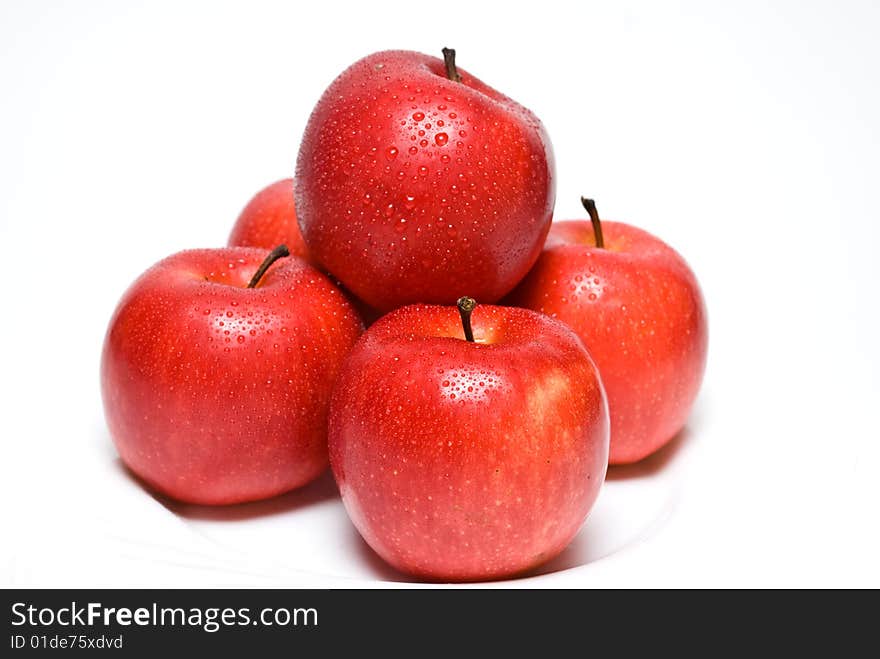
[101,49,707,581]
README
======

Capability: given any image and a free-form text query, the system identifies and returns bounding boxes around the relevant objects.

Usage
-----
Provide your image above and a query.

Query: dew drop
[435,132,448,146]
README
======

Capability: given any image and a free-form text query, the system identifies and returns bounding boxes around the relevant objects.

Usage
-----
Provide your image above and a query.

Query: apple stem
[457,296,477,342]
[442,47,462,83]
[581,197,605,249]
[247,244,290,288]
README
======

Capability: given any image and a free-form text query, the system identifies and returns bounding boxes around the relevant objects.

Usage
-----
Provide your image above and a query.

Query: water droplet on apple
[435,132,448,146]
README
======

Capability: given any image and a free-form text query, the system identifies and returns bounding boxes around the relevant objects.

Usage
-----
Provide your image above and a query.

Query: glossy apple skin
[228,178,383,326]
[329,303,608,581]
[228,178,310,261]
[507,221,708,464]
[101,248,363,505]
[296,50,555,312]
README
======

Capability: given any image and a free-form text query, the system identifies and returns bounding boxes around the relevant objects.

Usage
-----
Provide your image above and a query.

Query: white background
[1,0,878,587]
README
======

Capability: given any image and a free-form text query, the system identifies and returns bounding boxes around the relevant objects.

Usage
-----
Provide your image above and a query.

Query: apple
[229,178,383,326]
[296,48,555,313]
[328,297,609,580]
[228,178,310,261]
[506,199,708,464]
[101,245,363,504]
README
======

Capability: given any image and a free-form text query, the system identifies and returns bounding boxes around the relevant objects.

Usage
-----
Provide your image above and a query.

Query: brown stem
[457,296,476,342]
[248,244,290,288]
[580,197,604,249]
[442,47,462,83]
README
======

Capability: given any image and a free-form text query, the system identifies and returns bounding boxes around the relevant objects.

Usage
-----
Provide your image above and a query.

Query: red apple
[328,298,608,580]
[101,245,363,504]
[296,48,555,312]
[228,178,310,261]
[229,178,383,327]
[507,199,708,464]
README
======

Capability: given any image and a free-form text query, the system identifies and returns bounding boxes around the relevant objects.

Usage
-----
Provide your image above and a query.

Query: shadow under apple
[112,458,340,522]
[605,425,693,481]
